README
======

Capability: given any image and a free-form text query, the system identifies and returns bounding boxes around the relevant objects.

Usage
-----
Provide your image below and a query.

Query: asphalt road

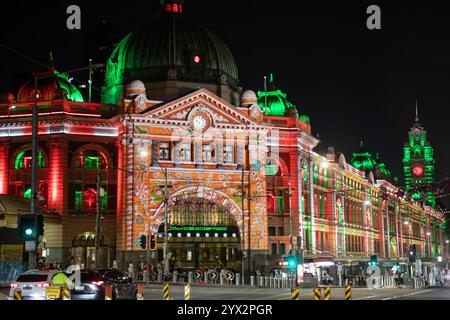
[1,284,449,300]
[141,283,450,300]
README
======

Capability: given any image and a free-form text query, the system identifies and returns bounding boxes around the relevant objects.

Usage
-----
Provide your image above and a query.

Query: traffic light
[150,235,157,250]
[283,255,298,268]
[409,244,416,263]
[370,255,378,266]
[138,234,147,250]
[19,214,43,240]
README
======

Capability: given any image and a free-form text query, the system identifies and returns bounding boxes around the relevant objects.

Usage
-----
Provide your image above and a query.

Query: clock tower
[402,102,435,206]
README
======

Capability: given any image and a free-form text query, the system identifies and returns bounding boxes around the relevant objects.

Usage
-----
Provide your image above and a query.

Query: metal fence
[0,263,26,287]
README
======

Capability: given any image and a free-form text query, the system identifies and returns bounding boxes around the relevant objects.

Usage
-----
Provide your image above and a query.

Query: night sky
[0,0,449,183]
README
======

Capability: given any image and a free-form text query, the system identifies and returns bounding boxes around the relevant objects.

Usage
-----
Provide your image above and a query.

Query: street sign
[25,241,35,252]
[337,262,343,272]
[338,247,343,254]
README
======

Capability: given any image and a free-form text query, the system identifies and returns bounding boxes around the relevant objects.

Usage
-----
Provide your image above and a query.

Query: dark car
[71,269,138,300]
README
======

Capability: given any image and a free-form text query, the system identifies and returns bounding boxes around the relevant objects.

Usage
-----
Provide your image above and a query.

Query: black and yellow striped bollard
[185,283,191,300]
[344,285,352,300]
[291,287,300,300]
[14,290,22,300]
[313,287,321,300]
[62,287,71,300]
[163,282,170,300]
[324,286,331,300]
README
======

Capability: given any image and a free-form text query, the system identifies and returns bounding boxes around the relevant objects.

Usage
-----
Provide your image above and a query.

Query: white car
[9,270,59,300]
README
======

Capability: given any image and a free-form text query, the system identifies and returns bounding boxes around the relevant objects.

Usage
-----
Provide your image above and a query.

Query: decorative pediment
[143,89,260,127]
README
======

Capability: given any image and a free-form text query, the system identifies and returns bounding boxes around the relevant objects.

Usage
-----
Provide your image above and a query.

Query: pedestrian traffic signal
[19,214,43,240]
[370,255,378,266]
[138,234,147,250]
[283,255,298,268]
[150,235,157,250]
[409,244,416,262]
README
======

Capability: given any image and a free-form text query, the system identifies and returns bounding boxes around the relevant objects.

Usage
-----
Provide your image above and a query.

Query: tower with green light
[403,105,435,207]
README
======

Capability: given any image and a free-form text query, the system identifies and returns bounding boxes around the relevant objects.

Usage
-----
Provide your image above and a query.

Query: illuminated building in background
[0,0,446,277]
[403,106,436,207]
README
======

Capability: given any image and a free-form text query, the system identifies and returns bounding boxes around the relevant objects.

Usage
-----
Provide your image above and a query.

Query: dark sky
[0,0,449,183]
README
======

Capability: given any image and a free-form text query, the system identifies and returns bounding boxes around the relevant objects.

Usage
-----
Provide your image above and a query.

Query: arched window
[76,150,108,169]
[15,150,46,169]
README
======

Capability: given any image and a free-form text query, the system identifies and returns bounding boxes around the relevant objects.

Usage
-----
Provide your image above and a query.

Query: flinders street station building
[0,1,447,281]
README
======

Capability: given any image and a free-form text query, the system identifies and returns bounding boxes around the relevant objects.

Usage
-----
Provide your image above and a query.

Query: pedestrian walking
[128,261,135,281]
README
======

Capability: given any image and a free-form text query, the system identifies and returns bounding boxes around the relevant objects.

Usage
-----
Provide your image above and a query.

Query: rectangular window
[271,243,277,255]
[268,227,276,236]
[84,156,99,169]
[278,227,284,236]
[159,143,171,160]
[202,144,215,163]
[276,189,284,213]
[224,145,234,164]
[181,143,191,162]
[279,243,286,255]
[75,191,83,210]
[276,196,284,213]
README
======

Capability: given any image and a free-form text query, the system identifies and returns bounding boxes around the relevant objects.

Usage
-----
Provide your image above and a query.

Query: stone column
[216,143,223,165]
[0,142,9,195]
[308,161,315,254]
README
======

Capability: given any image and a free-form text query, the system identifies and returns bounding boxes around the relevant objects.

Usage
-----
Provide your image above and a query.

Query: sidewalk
[0,292,9,300]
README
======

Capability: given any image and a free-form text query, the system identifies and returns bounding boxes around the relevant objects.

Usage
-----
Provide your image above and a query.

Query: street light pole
[163,167,169,280]
[30,76,39,270]
[241,167,245,285]
[95,169,102,269]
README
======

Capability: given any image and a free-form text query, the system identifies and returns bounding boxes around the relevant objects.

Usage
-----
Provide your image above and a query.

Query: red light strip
[0,111,102,118]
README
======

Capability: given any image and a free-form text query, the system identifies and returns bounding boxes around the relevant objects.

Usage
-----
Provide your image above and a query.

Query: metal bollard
[250,276,255,287]
[220,273,225,286]
[157,271,162,283]
[282,277,286,288]
[236,273,241,286]
[188,271,193,285]
[137,282,145,300]
[173,271,178,284]
[204,272,209,284]
[143,270,149,283]
[264,276,269,288]
[269,277,273,288]
[259,276,264,287]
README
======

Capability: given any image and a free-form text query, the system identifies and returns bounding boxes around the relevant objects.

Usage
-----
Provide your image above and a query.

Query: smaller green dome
[17,70,84,103]
[299,115,310,125]
[350,141,377,171]
[257,74,297,117]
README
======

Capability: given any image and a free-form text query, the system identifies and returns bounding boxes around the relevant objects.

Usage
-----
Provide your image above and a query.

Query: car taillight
[10,283,18,289]
[91,281,104,286]
[37,283,50,288]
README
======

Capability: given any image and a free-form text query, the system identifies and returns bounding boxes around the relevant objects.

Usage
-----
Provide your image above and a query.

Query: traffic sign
[25,241,35,252]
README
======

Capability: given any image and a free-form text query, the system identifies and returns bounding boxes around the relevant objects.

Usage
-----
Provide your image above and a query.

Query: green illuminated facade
[257,74,298,117]
[402,111,435,206]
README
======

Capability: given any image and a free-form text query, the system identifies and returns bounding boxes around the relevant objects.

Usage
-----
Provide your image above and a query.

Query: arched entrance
[152,188,243,270]
[71,232,110,269]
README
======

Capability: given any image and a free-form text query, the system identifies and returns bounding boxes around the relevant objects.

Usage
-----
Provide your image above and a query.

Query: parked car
[70,269,138,300]
[9,270,59,300]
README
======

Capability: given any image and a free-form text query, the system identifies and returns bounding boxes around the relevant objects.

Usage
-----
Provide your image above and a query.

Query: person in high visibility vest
[51,272,74,287]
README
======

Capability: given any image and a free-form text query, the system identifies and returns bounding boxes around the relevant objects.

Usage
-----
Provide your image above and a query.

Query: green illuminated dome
[257,74,297,117]
[350,141,377,171]
[17,71,84,103]
[102,0,239,104]
[374,153,392,178]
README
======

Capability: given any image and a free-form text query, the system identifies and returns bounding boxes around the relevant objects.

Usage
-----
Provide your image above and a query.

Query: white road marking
[353,295,381,300]
[382,290,433,300]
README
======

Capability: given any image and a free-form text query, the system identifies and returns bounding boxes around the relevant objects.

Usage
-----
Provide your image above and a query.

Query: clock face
[193,115,207,131]
[412,165,424,177]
